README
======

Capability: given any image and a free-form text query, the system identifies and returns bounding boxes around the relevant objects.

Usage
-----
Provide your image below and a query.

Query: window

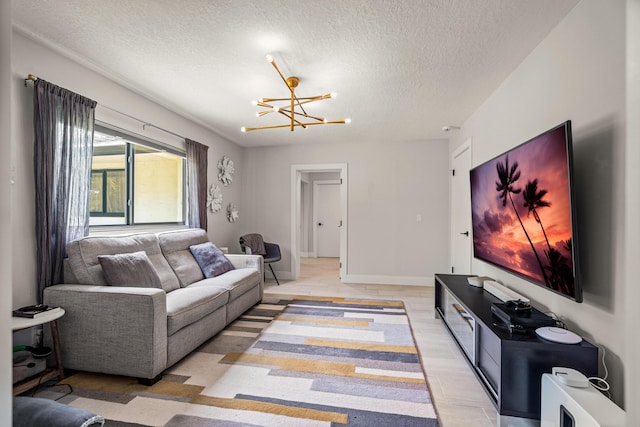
[90,169,125,216]
[90,126,186,226]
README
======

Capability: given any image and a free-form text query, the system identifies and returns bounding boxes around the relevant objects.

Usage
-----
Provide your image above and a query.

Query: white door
[315,182,341,257]
[451,141,472,274]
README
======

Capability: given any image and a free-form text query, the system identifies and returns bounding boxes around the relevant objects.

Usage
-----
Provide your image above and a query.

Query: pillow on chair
[189,242,235,278]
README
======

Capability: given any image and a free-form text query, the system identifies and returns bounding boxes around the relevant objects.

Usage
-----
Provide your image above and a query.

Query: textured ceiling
[12,0,579,147]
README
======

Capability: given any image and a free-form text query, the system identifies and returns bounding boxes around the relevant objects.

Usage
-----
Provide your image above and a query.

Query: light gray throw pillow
[98,251,163,288]
[189,242,235,278]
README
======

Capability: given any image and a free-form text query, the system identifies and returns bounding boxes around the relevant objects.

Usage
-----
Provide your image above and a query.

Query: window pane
[90,171,104,213]
[90,135,126,226]
[105,170,125,214]
[133,145,184,224]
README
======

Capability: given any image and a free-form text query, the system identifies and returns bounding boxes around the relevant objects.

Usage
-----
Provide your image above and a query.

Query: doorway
[291,163,348,281]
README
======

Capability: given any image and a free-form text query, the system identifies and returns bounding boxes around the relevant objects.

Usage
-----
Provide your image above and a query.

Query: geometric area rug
[37,295,439,426]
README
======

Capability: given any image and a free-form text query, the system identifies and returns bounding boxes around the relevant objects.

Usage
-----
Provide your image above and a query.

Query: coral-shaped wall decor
[206,184,223,213]
[226,203,239,222]
[217,155,234,186]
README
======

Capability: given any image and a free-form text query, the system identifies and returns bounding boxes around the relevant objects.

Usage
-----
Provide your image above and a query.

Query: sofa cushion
[189,242,235,278]
[165,286,229,336]
[187,268,261,300]
[98,251,162,289]
[157,229,210,286]
[66,233,180,292]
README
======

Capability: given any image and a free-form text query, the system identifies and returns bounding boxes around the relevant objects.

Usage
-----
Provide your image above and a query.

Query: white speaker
[483,280,529,303]
[541,372,625,426]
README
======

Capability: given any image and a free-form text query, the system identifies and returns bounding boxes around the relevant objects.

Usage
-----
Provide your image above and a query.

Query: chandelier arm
[261,94,330,103]
[243,119,348,132]
[290,87,294,131]
[277,107,322,122]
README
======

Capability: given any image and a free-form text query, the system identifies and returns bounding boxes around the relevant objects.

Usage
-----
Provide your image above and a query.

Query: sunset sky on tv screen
[470,126,574,287]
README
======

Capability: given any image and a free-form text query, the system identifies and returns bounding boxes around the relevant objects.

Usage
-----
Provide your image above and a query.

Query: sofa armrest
[225,254,263,274]
[225,254,264,294]
[43,284,168,379]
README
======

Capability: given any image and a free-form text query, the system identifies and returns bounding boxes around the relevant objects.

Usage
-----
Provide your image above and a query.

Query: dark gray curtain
[185,138,209,230]
[33,79,96,302]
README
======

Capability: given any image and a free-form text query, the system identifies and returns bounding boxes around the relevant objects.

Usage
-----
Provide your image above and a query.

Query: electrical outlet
[32,327,43,347]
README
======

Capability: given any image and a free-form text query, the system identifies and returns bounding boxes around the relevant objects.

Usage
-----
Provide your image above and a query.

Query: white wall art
[217,155,234,186]
[206,184,223,213]
[226,203,239,222]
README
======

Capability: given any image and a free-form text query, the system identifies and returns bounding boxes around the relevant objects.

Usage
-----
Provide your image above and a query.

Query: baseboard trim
[343,274,433,286]
[266,271,433,286]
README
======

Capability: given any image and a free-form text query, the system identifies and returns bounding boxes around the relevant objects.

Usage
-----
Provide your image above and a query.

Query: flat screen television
[470,120,582,302]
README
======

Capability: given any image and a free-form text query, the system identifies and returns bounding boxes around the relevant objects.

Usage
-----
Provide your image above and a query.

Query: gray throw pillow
[98,251,163,288]
[189,242,235,278]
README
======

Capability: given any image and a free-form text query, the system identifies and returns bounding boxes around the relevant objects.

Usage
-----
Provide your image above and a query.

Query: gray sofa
[43,228,263,383]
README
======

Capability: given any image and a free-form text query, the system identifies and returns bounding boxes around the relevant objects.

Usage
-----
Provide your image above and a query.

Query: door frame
[450,138,472,274]
[313,179,341,257]
[291,163,348,281]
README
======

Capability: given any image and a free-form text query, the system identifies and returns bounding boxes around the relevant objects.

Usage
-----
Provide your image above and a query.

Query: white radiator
[540,372,625,426]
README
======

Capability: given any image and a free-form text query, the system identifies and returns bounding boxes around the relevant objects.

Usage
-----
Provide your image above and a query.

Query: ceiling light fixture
[241,54,351,132]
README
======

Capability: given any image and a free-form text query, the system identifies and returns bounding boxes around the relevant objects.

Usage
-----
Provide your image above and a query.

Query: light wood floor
[264,257,499,427]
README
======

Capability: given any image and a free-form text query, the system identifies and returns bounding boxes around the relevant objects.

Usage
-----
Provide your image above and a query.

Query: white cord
[588,344,611,396]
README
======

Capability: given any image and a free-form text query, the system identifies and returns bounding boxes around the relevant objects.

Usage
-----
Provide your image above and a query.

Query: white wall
[241,139,451,285]
[451,0,629,407]
[625,0,639,422]
[11,30,247,308]
[1,0,13,423]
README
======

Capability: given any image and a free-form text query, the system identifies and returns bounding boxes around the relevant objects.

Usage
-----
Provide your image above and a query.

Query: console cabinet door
[477,325,500,398]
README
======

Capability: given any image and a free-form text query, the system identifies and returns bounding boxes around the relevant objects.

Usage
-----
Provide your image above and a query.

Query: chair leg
[268,264,280,286]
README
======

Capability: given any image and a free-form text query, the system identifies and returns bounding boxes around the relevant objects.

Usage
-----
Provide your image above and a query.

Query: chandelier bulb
[241,127,247,132]
[323,118,328,124]
[273,106,280,112]
[330,92,337,98]
[251,100,258,106]
[266,54,274,63]
[345,118,352,124]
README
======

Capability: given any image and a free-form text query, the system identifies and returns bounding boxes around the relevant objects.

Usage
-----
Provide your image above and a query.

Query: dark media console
[434,274,598,420]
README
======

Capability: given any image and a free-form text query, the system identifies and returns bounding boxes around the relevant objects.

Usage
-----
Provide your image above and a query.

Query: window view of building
[90,127,185,226]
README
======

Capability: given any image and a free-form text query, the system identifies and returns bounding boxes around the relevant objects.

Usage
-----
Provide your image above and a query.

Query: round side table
[12,308,65,395]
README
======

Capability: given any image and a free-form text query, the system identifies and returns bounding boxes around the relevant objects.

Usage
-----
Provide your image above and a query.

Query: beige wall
[451,0,630,408]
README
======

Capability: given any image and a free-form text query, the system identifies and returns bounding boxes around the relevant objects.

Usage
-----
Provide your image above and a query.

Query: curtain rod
[24,73,186,141]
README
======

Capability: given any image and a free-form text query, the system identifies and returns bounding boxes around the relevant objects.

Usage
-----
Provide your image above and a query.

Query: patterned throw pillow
[98,251,163,288]
[189,242,235,278]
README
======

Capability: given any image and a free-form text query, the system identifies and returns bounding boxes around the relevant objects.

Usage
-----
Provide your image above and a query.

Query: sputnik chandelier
[241,54,351,132]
